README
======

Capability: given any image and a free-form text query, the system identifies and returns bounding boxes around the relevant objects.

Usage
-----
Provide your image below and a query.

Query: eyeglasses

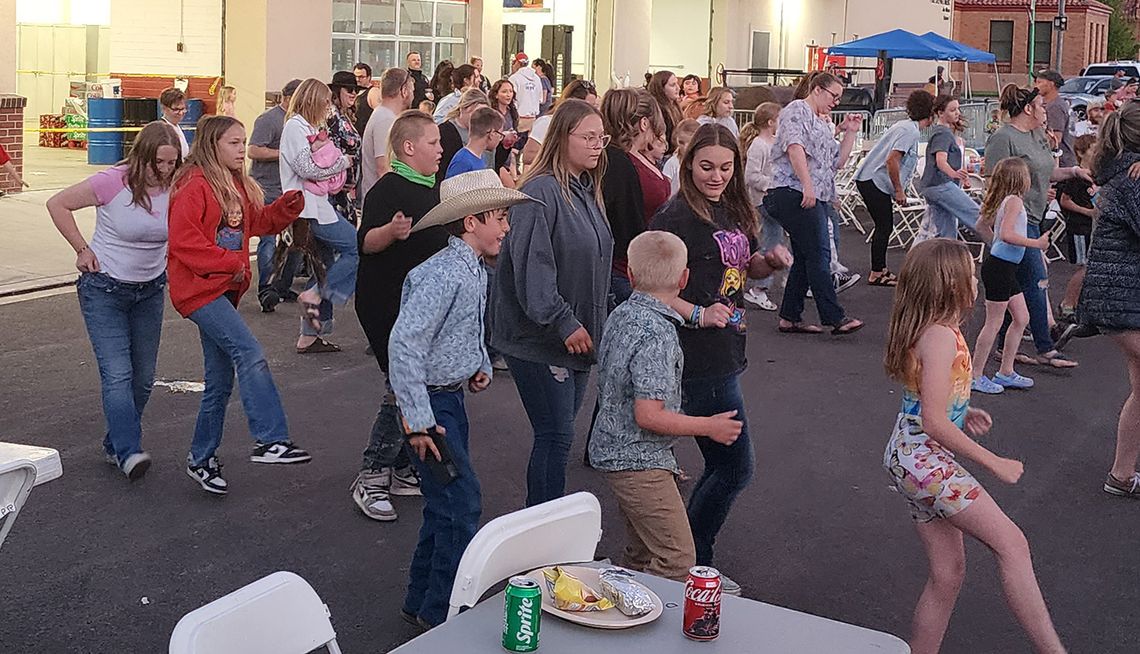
[820,87,842,102]
[571,132,610,149]
[490,129,505,140]
[169,105,188,114]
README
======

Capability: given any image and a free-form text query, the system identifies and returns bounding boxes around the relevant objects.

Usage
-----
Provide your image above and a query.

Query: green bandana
[391,159,437,188]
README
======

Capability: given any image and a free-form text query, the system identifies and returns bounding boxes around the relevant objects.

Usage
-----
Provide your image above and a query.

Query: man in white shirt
[508,52,542,135]
[360,67,416,199]
[159,87,191,157]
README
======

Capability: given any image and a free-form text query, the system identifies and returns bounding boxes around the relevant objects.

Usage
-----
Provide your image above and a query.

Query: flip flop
[296,337,341,354]
[832,317,865,335]
[778,322,824,334]
[1036,351,1078,369]
[867,272,898,287]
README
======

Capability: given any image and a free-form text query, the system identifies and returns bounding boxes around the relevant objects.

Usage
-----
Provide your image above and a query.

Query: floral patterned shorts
[883,413,983,523]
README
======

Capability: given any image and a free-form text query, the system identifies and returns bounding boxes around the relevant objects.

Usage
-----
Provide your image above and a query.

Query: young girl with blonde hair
[970,157,1052,394]
[741,102,784,311]
[883,238,1066,654]
[697,87,739,139]
[168,115,310,495]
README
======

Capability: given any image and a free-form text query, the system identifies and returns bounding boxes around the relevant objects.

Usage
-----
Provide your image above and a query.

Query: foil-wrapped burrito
[542,567,615,612]
[599,567,656,617]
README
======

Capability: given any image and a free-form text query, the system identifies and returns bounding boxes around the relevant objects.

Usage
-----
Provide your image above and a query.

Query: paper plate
[524,565,664,630]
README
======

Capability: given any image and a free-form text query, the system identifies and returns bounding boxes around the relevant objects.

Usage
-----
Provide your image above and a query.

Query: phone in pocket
[421,425,459,486]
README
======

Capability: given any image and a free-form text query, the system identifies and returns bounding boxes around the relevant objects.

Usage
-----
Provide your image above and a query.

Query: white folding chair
[169,571,342,654]
[0,460,37,552]
[448,491,602,620]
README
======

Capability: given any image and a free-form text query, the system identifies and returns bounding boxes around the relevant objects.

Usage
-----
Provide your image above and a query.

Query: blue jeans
[921,182,980,237]
[188,295,289,465]
[609,272,633,310]
[997,222,1055,354]
[403,388,481,627]
[754,205,787,289]
[76,272,166,464]
[764,188,846,326]
[506,355,590,506]
[682,374,754,566]
[302,214,359,336]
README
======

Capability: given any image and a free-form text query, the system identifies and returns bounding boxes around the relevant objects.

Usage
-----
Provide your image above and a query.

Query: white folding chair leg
[0,461,38,551]
[1046,220,1068,263]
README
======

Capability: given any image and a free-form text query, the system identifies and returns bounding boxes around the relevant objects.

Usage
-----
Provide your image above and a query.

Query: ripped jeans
[504,355,590,507]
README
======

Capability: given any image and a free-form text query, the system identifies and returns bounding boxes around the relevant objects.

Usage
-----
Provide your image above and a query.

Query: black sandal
[296,337,341,354]
[867,271,898,287]
[832,317,864,335]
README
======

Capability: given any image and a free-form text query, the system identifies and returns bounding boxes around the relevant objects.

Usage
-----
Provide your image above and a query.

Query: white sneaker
[391,465,423,496]
[352,470,397,521]
[742,288,777,311]
[121,452,152,481]
[720,573,742,596]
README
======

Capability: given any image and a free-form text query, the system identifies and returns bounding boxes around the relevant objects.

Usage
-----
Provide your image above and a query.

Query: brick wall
[114,75,223,114]
[0,95,26,195]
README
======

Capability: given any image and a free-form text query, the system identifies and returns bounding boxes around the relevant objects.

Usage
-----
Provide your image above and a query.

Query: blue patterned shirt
[770,99,841,202]
[587,292,685,473]
[389,236,492,432]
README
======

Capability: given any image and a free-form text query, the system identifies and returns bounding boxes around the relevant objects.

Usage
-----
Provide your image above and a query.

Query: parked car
[1060,75,1117,120]
[1081,61,1140,78]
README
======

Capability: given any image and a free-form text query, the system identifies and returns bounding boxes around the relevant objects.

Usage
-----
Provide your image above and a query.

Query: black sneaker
[187,457,228,495]
[1104,473,1140,498]
[259,289,280,313]
[1072,323,1100,339]
[834,272,860,294]
[281,289,300,303]
[250,441,312,464]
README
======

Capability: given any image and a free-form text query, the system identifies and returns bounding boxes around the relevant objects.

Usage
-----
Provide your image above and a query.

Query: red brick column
[0,94,27,195]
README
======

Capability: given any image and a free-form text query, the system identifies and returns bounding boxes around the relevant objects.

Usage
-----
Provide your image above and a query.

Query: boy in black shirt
[1057,134,1096,328]
[351,110,447,522]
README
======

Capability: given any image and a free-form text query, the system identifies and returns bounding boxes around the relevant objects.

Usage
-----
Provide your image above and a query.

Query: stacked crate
[38,114,65,148]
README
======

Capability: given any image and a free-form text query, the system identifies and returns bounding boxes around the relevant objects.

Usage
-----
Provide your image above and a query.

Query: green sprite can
[502,576,542,652]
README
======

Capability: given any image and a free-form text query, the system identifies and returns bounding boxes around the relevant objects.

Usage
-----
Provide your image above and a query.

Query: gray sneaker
[720,573,742,596]
[121,452,152,481]
[1104,472,1140,498]
[352,470,397,521]
[391,465,423,497]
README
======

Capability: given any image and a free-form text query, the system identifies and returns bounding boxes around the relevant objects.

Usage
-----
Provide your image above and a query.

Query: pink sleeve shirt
[86,166,171,282]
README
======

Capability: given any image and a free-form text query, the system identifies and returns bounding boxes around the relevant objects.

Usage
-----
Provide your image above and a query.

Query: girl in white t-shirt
[662,118,700,197]
[46,121,183,480]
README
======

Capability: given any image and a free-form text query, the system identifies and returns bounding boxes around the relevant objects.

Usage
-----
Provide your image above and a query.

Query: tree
[1108,0,1139,60]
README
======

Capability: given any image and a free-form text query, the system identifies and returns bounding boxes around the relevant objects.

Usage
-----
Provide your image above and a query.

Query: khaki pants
[604,469,696,582]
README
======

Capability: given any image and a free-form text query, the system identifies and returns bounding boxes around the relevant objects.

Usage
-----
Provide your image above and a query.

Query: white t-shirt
[662,154,681,197]
[697,115,740,139]
[86,166,170,282]
[510,67,543,118]
[162,117,190,157]
[529,115,553,145]
[433,90,462,124]
[360,105,398,198]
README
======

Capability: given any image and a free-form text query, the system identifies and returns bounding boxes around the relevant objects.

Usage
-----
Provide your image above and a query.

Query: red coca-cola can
[683,565,722,641]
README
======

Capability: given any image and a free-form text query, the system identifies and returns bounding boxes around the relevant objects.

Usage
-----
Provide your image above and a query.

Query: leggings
[856,179,894,272]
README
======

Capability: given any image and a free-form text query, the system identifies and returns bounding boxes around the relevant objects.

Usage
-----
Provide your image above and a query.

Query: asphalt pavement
[0,245,1134,654]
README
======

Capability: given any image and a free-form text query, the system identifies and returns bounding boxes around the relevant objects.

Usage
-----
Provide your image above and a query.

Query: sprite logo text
[515,596,535,644]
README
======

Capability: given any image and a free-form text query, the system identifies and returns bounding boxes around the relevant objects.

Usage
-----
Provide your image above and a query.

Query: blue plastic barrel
[87,98,123,165]
[180,99,205,145]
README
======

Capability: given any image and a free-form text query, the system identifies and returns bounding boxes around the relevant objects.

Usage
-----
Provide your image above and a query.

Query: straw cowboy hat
[412,169,540,233]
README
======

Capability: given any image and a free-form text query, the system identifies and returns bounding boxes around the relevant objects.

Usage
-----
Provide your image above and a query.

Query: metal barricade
[869,108,910,140]
[957,101,1001,151]
[732,108,873,136]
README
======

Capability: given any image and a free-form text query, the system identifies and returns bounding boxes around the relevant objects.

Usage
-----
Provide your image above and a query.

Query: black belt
[428,382,464,393]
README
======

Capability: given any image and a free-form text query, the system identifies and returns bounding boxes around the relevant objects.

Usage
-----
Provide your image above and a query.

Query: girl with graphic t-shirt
[648,123,791,595]
[47,121,182,481]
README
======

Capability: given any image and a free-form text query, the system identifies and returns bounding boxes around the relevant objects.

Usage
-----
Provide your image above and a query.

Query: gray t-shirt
[249,106,286,202]
[1046,96,1076,167]
[984,124,1055,225]
[921,125,962,189]
[360,105,398,199]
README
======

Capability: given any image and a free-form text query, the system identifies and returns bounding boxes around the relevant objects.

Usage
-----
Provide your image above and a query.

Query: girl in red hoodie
[168,115,310,495]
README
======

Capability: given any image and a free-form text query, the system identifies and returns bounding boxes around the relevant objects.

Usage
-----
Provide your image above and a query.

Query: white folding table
[0,442,62,551]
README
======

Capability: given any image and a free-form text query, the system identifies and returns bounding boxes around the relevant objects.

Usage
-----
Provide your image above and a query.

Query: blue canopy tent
[919,32,999,97]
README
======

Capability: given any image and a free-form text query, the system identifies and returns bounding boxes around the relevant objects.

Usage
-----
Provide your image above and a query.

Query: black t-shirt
[437,121,465,185]
[354,91,373,136]
[355,172,446,371]
[649,196,758,381]
[1057,177,1094,236]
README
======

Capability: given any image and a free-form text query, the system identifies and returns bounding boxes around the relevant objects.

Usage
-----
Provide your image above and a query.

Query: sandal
[778,322,824,334]
[1036,350,1078,369]
[832,317,864,335]
[867,271,898,287]
[297,337,341,354]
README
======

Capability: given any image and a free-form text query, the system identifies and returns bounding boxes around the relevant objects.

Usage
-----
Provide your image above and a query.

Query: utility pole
[1055,0,1066,72]
[1028,0,1037,84]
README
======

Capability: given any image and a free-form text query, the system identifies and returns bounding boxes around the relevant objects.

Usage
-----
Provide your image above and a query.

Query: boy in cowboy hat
[389,168,538,630]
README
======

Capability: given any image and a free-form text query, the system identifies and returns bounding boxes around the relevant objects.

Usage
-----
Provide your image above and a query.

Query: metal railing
[732,108,874,137]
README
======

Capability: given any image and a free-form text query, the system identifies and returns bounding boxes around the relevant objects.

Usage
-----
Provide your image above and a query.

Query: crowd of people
[43,51,1140,652]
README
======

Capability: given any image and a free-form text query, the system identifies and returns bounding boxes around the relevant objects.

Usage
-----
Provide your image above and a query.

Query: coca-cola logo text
[685,583,722,604]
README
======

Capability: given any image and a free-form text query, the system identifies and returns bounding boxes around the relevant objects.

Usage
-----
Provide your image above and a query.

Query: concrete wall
[468,0,504,82]
[223,0,268,133]
[109,0,222,76]
[0,0,16,93]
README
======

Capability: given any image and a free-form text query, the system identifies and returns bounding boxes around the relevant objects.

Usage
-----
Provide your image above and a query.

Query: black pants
[856,179,894,272]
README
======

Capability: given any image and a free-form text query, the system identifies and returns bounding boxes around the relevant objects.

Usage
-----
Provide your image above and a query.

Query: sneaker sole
[1103,483,1140,498]
[186,468,228,495]
[250,453,313,464]
[972,386,1004,395]
[124,457,151,482]
[354,494,398,521]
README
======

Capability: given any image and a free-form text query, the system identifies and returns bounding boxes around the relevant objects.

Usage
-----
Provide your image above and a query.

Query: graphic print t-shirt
[650,196,757,381]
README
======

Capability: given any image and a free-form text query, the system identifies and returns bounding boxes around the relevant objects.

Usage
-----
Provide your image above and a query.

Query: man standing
[354,62,381,135]
[361,67,416,200]
[249,78,303,312]
[408,51,432,107]
[433,63,477,123]
[1036,70,1076,167]
[508,53,542,135]
[471,56,491,95]
[158,88,191,157]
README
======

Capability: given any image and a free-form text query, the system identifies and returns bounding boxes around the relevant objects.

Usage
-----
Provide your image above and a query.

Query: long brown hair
[884,239,977,385]
[647,70,682,129]
[519,99,607,209]
[1094,99,1140,177]
[122,121,183,213]
[678,123,758,234]
[978,157,1030,231]
[601,88,663,151]
[172,115,264,212]
[286,78,332,128]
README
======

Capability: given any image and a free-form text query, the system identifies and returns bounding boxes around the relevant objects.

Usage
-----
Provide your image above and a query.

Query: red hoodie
[167,167,303,317]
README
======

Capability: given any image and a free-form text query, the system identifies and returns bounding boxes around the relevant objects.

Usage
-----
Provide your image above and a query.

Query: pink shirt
[87,166,170,282]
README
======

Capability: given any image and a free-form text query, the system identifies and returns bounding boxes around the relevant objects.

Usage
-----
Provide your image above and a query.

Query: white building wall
[109,0,222,75]
[649,0,711,78]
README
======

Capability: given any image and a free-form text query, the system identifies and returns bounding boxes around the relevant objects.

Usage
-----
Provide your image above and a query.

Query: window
[989,20,1013,70]
[750,31,771,84]
[330,1,466,76]
[1033,21,1052,67]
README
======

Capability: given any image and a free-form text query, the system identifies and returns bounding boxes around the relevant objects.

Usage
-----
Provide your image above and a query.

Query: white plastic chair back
[169,571,342,654]
[0,460,37,552]
[447,492,602,619]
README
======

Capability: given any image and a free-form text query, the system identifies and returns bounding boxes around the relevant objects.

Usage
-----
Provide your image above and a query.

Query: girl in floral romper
[883,238,1066,654]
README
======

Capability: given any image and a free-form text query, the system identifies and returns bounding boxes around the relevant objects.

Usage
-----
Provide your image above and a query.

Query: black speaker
[541,25,574,91]
[503,24,526,78]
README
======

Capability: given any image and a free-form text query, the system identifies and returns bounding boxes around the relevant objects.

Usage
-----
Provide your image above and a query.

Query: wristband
[689,305,701,326]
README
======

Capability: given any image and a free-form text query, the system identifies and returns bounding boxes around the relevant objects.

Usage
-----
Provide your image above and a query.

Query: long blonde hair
[172,115,264,212]
[703,87,734,118]
[518,99,607,209]
[739,102,780,161]
[445,87,490,122]
[884,239,977,385]
[978,157,1030,231]
[286,78,332,128]
[216,85,237,116]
